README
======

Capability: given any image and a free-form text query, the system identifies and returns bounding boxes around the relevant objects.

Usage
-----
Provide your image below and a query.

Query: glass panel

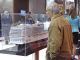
[0,13,49,57]
[0,13,26,56]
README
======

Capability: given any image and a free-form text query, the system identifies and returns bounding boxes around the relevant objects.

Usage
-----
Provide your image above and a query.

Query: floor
[0,48,78,60]
[0,48,47,60]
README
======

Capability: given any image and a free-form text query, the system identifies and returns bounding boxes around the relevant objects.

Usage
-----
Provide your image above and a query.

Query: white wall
[29,0,46,14]
[0,0,13,13]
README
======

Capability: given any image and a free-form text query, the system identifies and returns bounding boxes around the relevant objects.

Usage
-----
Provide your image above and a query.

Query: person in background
[19,10,26,24]
[66,9,70,15]
[67,8,80,60]
[64,9,70,18]
[46,2,74,60]
[1,11,12,44]
[26,12,35,24]
[46,12,51,21]
[0,14,2,37]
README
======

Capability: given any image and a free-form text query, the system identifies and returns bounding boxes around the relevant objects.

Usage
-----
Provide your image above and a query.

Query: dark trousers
[73,32,78,45]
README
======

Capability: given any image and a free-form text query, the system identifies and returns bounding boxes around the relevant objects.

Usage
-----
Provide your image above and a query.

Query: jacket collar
[52,14,62,20]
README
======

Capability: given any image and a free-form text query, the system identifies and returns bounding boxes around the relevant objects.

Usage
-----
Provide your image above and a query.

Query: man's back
[47,15,73,60]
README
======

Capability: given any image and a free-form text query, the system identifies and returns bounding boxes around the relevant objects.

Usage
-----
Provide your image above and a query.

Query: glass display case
[0,13,50,58]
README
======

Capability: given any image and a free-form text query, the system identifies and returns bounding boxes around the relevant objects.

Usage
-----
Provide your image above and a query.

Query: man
[46,2,74,60]
[1,11,12,44]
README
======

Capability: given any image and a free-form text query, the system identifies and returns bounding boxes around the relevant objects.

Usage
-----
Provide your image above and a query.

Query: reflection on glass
[66,0,74,2]
[0,13,49,56]
[1,11,12,44]
[20,10,26,16]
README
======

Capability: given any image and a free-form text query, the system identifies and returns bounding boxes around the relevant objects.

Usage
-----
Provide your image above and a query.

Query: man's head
[3,11,9,16]
[52,2,64,15]
[69,8,77,19]
[27,12,31,14]
[53,7,61,14]
[66,9,70,15]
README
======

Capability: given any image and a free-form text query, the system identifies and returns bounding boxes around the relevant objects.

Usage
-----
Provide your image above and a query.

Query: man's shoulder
[51,15,69,26]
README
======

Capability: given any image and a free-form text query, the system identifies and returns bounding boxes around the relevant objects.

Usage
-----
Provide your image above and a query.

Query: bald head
[52,2,64,15]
